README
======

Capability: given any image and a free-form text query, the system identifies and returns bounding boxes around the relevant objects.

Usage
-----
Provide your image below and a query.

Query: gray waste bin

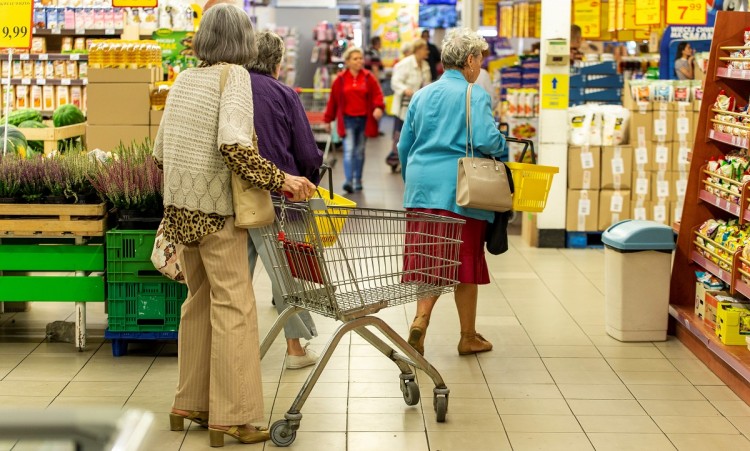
[601,220,676,342]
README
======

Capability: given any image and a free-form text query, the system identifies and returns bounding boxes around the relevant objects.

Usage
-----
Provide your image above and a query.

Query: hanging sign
[112,0,158,7]
[483,0,498,27]
[573,0,602,39]
[666,0,707,25]
[635,0,661,25]
[0,0,33,49]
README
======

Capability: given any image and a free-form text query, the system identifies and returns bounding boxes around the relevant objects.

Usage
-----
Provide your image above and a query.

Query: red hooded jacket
[323,69,385,139]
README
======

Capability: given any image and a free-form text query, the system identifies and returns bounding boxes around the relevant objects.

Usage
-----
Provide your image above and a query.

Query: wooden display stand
[16,122,87,156]
[670,11,750,404]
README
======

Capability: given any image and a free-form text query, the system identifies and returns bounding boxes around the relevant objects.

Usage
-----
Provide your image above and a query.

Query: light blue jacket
[398,69,507,222]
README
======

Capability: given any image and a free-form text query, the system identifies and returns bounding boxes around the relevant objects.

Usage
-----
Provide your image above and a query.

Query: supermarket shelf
[691,249,733,285]
[735,278,750,299]
[699,189,742,217]
[12,53,87,61]
[717,67,750,80]
[9,78,87,86]
[669,304,750,384]
[32,28,122,36]
[709,129,749,148]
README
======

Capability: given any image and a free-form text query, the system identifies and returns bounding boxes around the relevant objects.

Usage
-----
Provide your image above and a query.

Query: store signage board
[371,3,419,68]
[541,74,569,110]
[666,0,707,25]
[482,0,497,27]
[112,0,157,7]
[0,0,33,49]
[635,0,661,25]
[573,0,601,39]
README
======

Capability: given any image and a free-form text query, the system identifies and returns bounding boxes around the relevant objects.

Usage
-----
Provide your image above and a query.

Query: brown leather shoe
[208,424,270,447]
[407,315,429,355]
[457,332,493,355]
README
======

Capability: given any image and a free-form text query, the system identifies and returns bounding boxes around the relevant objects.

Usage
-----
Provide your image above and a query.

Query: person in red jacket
[324,47,385,193]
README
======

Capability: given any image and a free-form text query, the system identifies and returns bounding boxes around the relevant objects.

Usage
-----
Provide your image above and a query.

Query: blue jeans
[343,115,367,184]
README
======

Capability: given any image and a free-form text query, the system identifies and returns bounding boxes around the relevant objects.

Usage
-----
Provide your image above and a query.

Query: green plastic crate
[107,281,188,332]
[106,229,166,283]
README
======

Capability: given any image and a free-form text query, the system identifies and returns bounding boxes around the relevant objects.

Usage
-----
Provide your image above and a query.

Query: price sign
[667,0,706,25]
[0,0,33,49]
[635,0,661,25]
[573,0,602,39]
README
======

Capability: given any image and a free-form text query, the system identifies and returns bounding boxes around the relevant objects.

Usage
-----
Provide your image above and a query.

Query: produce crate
[106,229,165,282]
[16,122,87,156]
[107,281,187,332]
[0,202,108,237]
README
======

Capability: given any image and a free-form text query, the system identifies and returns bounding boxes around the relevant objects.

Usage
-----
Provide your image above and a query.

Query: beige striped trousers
[173,216,263,425]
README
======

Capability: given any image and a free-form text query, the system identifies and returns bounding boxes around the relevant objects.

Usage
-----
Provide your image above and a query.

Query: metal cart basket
[258,197,464,446]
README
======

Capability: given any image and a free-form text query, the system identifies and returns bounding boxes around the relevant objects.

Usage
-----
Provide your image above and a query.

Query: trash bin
[601,220,676,342]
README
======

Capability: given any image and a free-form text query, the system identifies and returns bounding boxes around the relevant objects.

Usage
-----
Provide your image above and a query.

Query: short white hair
[441,28,488,70]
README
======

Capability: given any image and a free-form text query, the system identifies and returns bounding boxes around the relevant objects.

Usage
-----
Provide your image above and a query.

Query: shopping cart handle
[505,137,536,164]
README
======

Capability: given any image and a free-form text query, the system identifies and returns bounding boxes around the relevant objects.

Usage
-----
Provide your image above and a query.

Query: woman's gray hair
[193,4,258,66]
[440,28,488,69]
[343,46,363,61]
[247,30,285,75]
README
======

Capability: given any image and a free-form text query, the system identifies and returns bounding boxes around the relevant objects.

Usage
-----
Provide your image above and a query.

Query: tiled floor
[1,134,750,450]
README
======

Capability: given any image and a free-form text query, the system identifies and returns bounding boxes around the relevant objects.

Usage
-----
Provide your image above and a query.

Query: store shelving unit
[32,28,122,36]
[12,53,88,61]
[670,11,750,404]
[9,79,87,86]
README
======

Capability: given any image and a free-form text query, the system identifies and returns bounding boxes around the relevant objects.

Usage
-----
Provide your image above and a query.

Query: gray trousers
[248,228,317,341]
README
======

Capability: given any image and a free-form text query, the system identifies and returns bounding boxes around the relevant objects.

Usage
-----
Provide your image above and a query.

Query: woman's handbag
[151,219,185,282]
[456,83,513,212]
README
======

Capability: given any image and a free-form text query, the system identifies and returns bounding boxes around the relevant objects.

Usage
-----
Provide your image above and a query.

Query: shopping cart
[257,196,464,447]
[295,88,335,166]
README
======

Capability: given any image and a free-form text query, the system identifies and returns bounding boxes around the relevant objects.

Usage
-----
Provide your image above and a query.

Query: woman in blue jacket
[398,28,506,357]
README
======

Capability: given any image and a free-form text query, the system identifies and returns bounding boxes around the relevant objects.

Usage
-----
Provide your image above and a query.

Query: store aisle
[1,134,750,451]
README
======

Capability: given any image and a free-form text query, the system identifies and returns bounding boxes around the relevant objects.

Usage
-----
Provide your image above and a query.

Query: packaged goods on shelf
[717,303,750,345]
[703,152,750,206]
[695,272,727,320]
[568,104,629,147]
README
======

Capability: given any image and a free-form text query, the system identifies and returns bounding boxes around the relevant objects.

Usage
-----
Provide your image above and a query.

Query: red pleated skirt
[403,208,490,285]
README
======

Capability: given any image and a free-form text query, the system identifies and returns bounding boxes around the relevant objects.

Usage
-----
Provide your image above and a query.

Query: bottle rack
[670,11,750,403]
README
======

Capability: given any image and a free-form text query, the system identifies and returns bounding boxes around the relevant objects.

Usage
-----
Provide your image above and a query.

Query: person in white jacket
[475,48,499,114]
[387,39,432,170]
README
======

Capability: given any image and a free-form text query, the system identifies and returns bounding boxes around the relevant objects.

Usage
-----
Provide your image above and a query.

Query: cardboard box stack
[86,67,160,151]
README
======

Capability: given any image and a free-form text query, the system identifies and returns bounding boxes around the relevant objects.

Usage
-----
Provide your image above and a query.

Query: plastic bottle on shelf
[125,41,138,69]
[88,40,102,68]
[112,41,125,68]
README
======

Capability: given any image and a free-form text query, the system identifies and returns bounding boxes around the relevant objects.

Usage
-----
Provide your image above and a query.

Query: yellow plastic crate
[506,162,558,213]
[716,302,750,346]
[308,187,356,247]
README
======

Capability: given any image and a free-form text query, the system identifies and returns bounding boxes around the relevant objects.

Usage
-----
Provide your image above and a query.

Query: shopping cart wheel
[434,395,448,422]
[400,379,420,406]
[270,420,296,447]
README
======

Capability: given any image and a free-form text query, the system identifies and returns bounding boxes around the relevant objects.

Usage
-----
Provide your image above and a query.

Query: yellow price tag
[666,0,706,25]
[573,0,602,39]
[112,0,158,7]
[635,0,661,25]
[0,0,33,49]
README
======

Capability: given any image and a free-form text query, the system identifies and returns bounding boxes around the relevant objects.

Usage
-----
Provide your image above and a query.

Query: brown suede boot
[457,332,493,355]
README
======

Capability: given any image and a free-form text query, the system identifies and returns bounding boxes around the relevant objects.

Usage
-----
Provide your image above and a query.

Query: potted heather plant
[0,155,21,203]
[18,157,45,203]
[62,153,97,204]
[42,157,68,204]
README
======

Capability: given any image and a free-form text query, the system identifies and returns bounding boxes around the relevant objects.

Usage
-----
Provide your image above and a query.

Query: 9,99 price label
[666,0,707,25]
[0,0,33,49]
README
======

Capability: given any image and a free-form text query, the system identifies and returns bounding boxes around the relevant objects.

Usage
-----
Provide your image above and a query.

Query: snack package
[715,90,736,112]
[652,81,674,102]
[601,105,630,146]
[568,105,594,146]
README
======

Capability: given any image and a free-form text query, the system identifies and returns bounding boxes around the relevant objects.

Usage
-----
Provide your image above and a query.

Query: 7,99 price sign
[0,0,33,49]
[666,0,707,25]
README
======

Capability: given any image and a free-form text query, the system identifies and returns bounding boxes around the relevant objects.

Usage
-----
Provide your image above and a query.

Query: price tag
[635,0,661,25]
[677,117,690,135]
[21,78,31,85]
[654,205,667,222]
[636,177,649,195]
[678,146,690,164]
[654,119,667,137]
[51,28,61,35]
[35,78,45,85]
[655,145,669,164]
[635,147,649,165]
[610,194,624,213]
[634,207,647,221]
[60,78,71,85]
[38,53,48,61]
[105,28,116,35]
[727,68,735,78]
[612,157,625,175]
[0,0,33,49]
[580,151,595,169]
[715,196,722,207]
[676,179,688,197]
[75,27,85,35]
[667,0,707,25]
[573,0,601,39]
[743,70,749,79]
[20,53,29,60]
[578,198,591,216]
[657,180,670,198]
[70,54,80,61]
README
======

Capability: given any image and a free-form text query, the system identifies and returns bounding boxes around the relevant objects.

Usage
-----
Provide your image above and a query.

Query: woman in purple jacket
[245,31,324,369]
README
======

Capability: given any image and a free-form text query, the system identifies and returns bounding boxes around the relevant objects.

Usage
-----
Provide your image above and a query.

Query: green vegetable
[17,120,48,155]
[2,109,43,127]
[0,125,30,159]
[52,104,85,128]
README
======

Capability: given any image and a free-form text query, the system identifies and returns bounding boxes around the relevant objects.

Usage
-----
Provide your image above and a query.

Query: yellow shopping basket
[305,166,357,247]
[504,137,558,213]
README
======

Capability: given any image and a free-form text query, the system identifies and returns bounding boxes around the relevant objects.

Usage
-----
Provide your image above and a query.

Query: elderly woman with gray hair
[398,28,506,357]
[245,30,323,370]
[154,4,315,447]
